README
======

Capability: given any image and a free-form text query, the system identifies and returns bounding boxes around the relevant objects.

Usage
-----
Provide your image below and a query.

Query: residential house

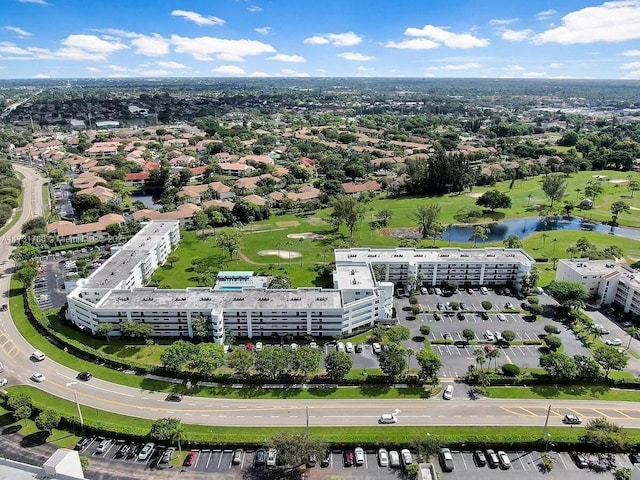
[342,180,382,196]
[77,185,116,203]
[47,213,125,242]
[178,182,235,204]
[132,203,202,228]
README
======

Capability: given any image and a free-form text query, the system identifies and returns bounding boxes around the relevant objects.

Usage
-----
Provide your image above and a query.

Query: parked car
[480,287,489,295]
[336,342,345,352]
[306,455,317,467]
[434,288,442,295]
[379,413,397,424]
[343,450,354,467]
[630,453,640,464]
[563,414,583,424]
[161,447,175,464]
[484,330,495,341]
[497,451,511,469]
[77,372,92,381]
[345,342,354,353]
[354,447,365,466]
[467,288,474,294]
[74,437,92,451]
[495,331,503,342]
[321,451,330,467]
[437,302,445,310]
[571,451,588,468]
[0,378,7,387]
[372,342,382,354]
[255,342,263,352]
[479,311,489,320]
[389,450,401,468]
[485,449,499,468]
[457,312,465,320]
[473,450,487,466]
[401,449,413,468]
[420,287,428,294]
[443,384,454,400]
[439,448,454,472]
[433,313,441,321]
[460,302,468,310]
[378,448,389,467]
[231,449,243,465]
[114,442,129,458]
[355,343,364,353]
[0,304,7,311]
[138,442,155,461]
[127,444,141,459]
[255,448,266,466]
[266,448,277,467]
[606,338,623,346]
[95,438,112,454]
[497,313,507,321]
[484,344,494,353]
[183,451,197,467]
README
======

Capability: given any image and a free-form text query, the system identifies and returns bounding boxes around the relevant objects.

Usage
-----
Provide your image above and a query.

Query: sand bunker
[609,179,628,184]
[258,250,302,259]
[287,232,325,240]
[277,221,300,227]
[466,192,482,198]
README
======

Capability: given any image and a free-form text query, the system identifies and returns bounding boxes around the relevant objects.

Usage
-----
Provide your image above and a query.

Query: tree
[593,345,628,378]
[539,352,577,380]
[473,348,486,370]
[268,275,292,289]
[95,322,113,340]
[411,435,442,462]
[486,347,501,371]
[405,462,421,480]
[582,418,629,450]
[503,234,523,249]
[469,225,488,247]
[419,325,431,336]
[270,432,327,470]
[14,265,38,285]
[614,468,632,480]
[502,330,516,343]
[574,354,602,379]
[626,326,640,349]
[160,340,198,372]
[189,343,225,374]
[416,348,442,383]
[378,209,393,227]
[386,325,410,344]
[584,180,604,206]
[71,194,103,215]
[610,201,630,226]
[149,417,183,444]
[119,321,153,339]
[462,328,475,343]
[546,280,588,312]
[191,316,208,341]
[378,346,407,379]
[541,174,567,207]
[13,405,31,426]
[215,228,243,259]
[192,210,208,236]
[255,346,292,379]
[324,351,352,382]
[7,392,32,411]
[543,334,562,352]
[628,179,639,198]
[292,346,323,379]
[35,409,61,433]
[476,190,512,212]
[10,245,40,264]
[225,348,254,376]
[329,195,365,236]
[414,204,442,240]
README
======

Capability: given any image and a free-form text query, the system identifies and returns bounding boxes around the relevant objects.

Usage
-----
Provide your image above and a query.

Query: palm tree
[473,348,486,371]
[405,347,415,372]
[626,326,640,350]
[487,348,501,372]
[171,421,186,454]
[542,232,549,248]
[470,225,488,247]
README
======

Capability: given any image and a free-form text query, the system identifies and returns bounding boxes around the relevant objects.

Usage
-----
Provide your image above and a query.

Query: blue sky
[2,0,640,79]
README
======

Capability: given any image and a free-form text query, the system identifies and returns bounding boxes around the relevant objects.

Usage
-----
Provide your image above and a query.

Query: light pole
[544,433,551,453]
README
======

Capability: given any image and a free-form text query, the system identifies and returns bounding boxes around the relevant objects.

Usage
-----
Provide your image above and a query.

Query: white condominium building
[66,221,534,341]
[556,259,640,315]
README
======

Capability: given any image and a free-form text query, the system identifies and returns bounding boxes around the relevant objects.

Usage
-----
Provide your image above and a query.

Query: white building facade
[66,222,534,341]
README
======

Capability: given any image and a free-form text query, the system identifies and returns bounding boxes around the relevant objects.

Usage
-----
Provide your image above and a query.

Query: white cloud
[131,34,170,56]
[32,73,50,78]
[93,28,140,39]
[268,53,306,63]
[304,32,362,47]
[489,18,519,26]
[171,35,275,61]
[5,26,32,38]
[212,65,246,75]
[501,29,534,42]
[426,62,481,71]
[357,65,370,71]
[622,49,640,56]
[338,52,375,61]
[250,71,270,77]
[503,65,525,71]
[404,25,489,48]
[621,61,640,70]
[19,0,49,4]
[85,66,102,73]
[55,34,128,61]
[108,64,132,72]
[622,69,640,78]
[279,68,310,77]
[156,60,187,69]
[143,69,170,76]
[383,38,440,50]
[549,63,564,68]
[536,9,558,20]
[255,27,271,35]
[248,6,262,13]
[523,71,547,77]
[171,10,225,27]
[535,1,640,44]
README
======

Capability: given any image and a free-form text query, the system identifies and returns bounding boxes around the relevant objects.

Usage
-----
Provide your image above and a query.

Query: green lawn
[486,385,640,402]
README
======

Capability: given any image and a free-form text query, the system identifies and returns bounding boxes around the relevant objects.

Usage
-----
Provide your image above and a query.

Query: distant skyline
[2,0,640,80]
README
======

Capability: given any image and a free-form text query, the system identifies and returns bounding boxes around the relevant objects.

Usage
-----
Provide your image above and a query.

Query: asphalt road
[3,165,640,430]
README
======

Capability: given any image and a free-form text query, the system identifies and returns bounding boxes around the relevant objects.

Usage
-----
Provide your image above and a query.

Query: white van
[378,413,397,424]
[389,450,401,468]
[31,351,45,362]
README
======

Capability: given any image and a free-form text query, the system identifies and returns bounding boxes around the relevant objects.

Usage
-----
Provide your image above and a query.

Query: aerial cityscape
[2,1,640,480]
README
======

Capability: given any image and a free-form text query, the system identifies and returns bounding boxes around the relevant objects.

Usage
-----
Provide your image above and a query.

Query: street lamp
[544,433,551,453]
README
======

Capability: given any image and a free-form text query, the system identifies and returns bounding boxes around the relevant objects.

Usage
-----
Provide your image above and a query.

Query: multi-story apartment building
[66,221,534,341]
[556,259,640,315]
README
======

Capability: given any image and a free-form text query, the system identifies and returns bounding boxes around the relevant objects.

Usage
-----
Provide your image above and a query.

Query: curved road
[1,165,639,430]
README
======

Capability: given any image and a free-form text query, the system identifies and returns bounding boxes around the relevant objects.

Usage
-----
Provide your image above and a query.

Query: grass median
[486,385,640,402]
[5,385,608,446]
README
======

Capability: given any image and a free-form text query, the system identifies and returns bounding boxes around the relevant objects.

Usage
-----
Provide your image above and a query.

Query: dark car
[74,437,92,451]
[165,393,183,402]
[344,450,354,467]
[306,455,317,467]
[571,451,588,468]
[126,444,141,459]
[433,313,441,321]
[77,372,92,381]
[114,442,130,459]
[479,311,489,320]
[183,451,197,467]
[255,448,267,466]
[630,453,640,464]
[321,451,330,467]
[485,449,499,468]
[355,343,364,353]
[457,312,465,320]
[473,450,487,467]
[0,304,7,311]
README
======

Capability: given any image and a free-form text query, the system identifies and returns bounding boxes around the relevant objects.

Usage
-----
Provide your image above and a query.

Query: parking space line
[459,452,467,470]
[517,452,528,470]
[616,409,632,418]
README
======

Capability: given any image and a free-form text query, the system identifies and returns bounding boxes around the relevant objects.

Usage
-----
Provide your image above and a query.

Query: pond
[440,216,640,243]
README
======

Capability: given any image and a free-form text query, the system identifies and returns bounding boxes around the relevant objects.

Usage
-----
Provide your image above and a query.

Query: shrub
[502,364,521,377]
[523,339,544,345]
[409,296,419,305]
[411,305,422,315]
[528,303,544,316]
[527,296,540,304]
[544,325,560,334]
[450,301,460,310]
[481,301,493,310]
[419,325,431,336]
[544,334,562,351]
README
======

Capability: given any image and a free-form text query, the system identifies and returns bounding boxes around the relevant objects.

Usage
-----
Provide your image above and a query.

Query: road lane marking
[615,410,632,418]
